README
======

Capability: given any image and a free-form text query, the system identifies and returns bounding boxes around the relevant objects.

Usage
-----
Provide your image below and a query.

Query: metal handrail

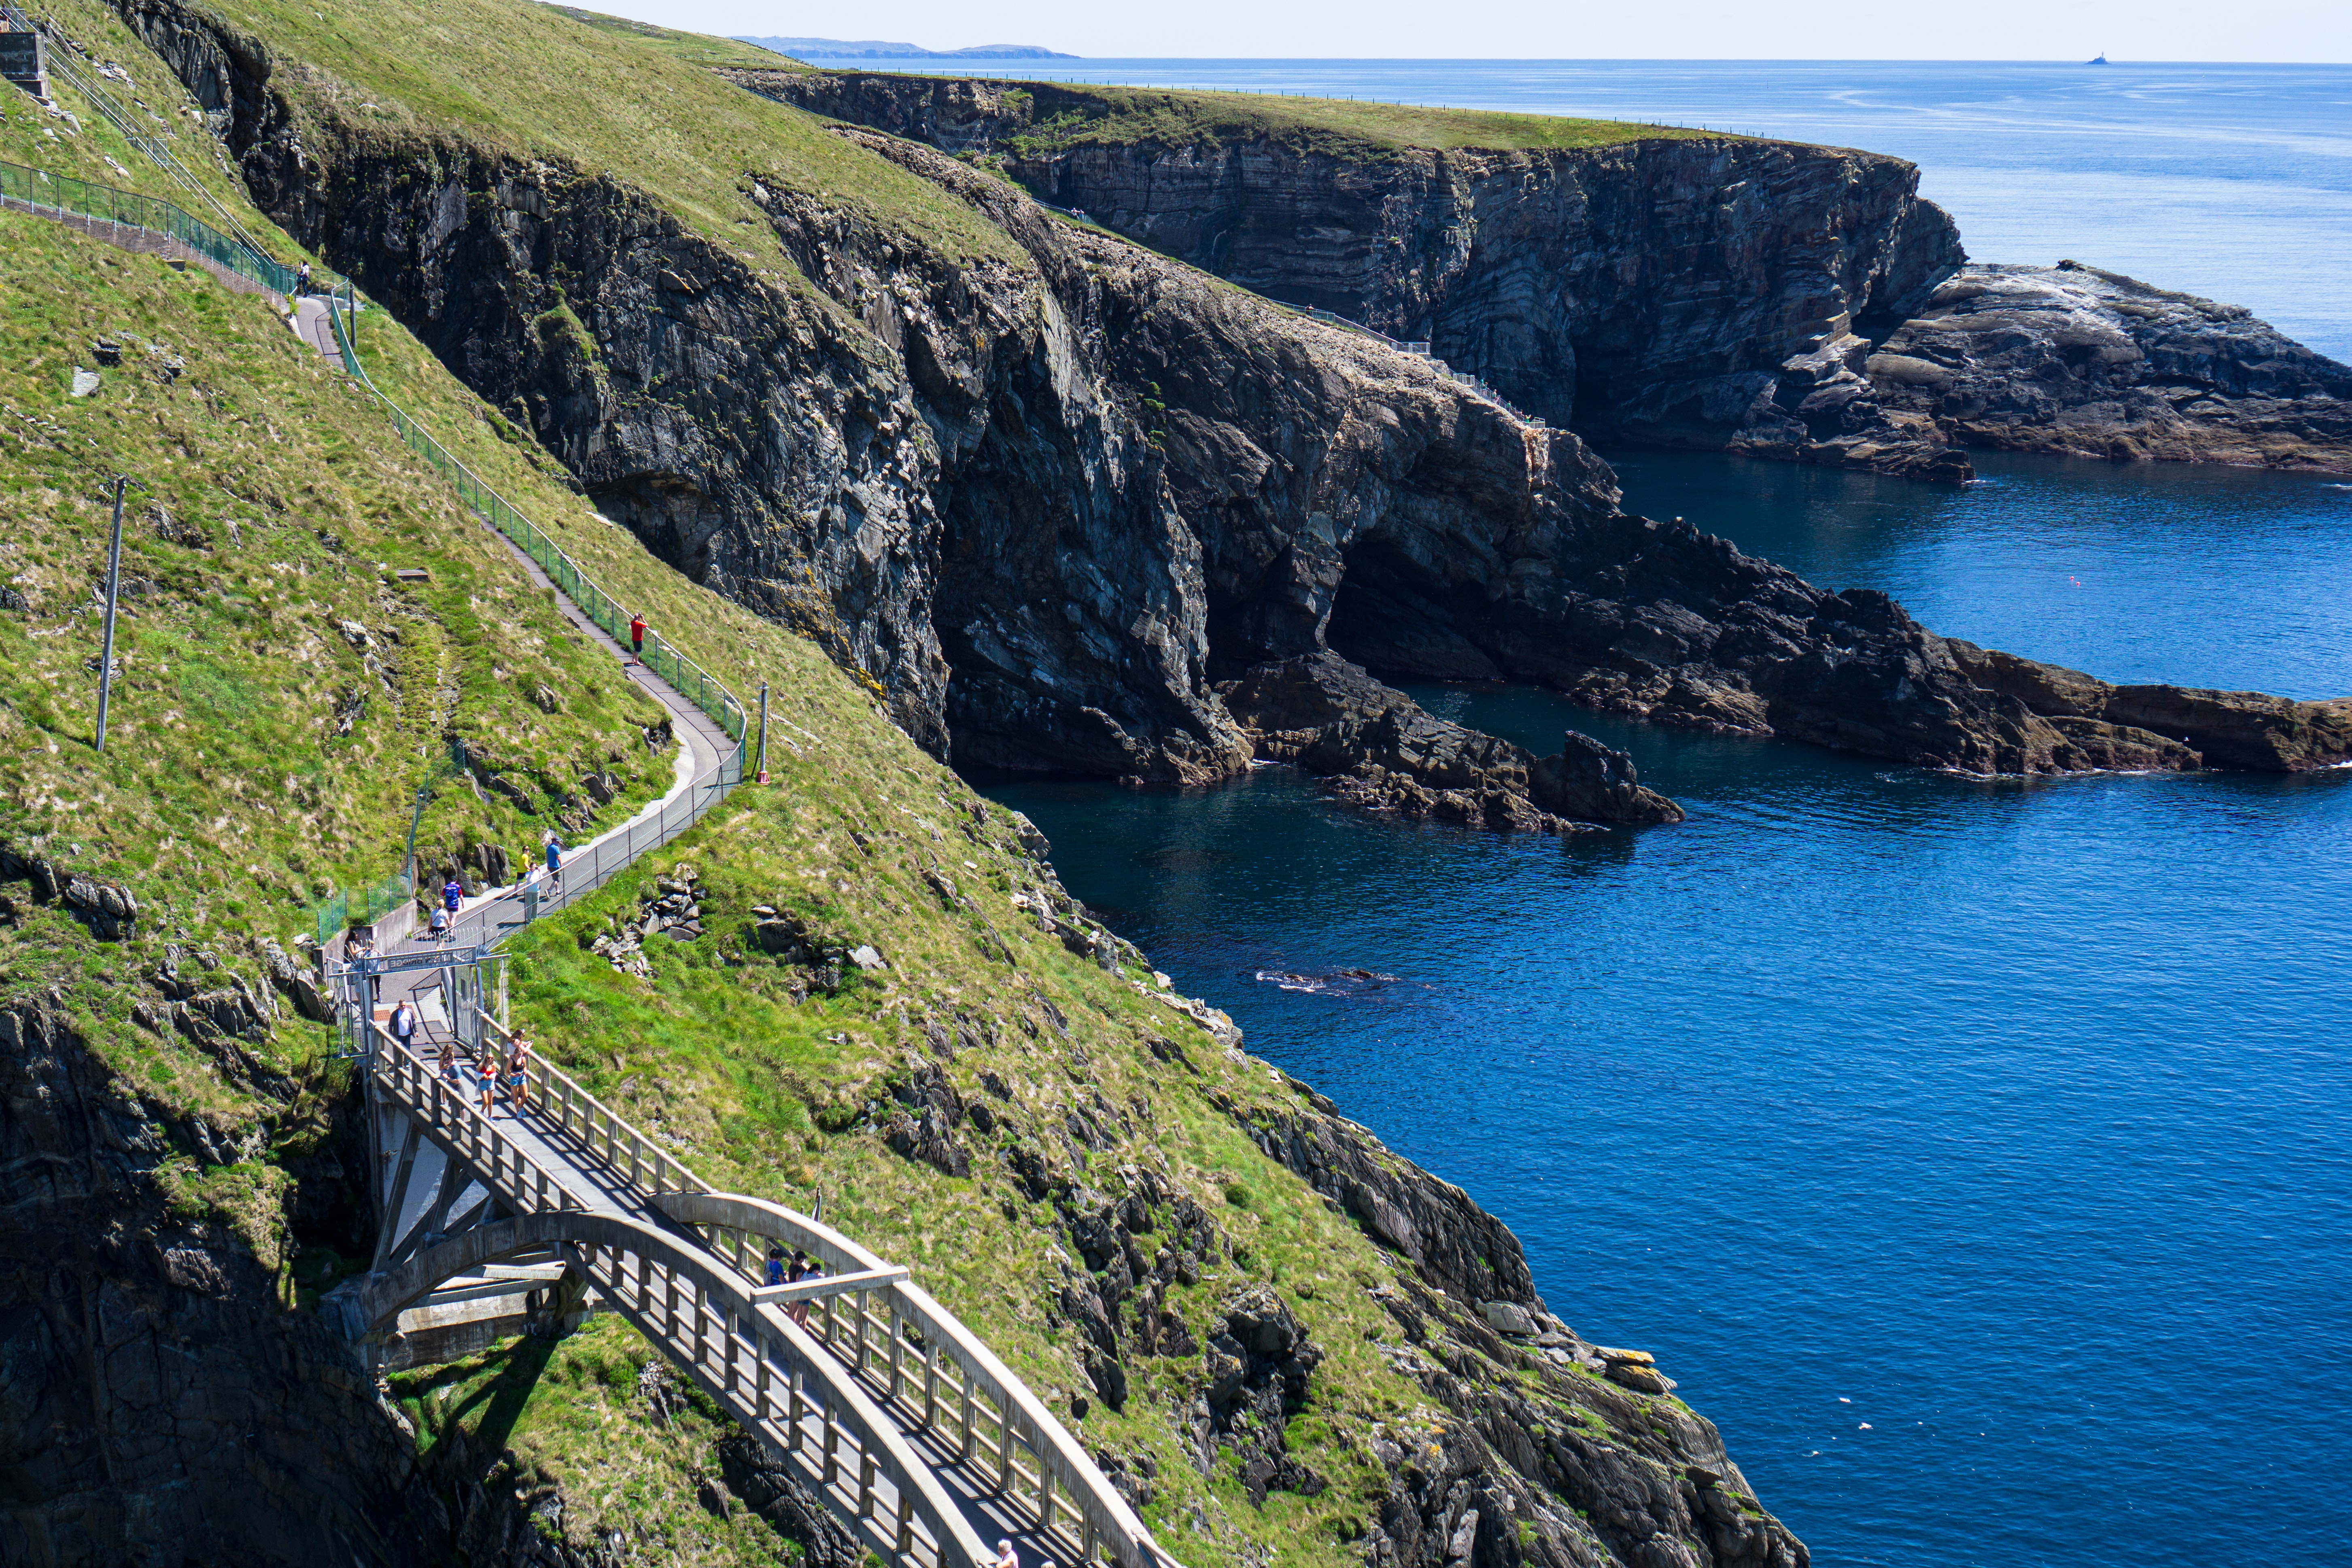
[369,1023,588,1216]
[323,301,750,750]
[6,2,293,272]
[660,1192,1181,1568]
[469,1004,712,1198]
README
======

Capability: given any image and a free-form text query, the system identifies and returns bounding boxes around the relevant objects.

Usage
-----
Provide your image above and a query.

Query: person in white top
[996,1541,1018,1568]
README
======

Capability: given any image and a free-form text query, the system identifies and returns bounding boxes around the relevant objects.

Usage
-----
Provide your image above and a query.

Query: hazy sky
[596,0,2350,62]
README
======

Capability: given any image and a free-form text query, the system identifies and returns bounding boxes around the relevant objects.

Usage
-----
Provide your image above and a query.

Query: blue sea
[950,62,2352,1568]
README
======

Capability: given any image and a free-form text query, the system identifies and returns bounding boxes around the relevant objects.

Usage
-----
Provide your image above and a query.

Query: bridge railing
[371,1024,588,1217]
[467,1004,712,1199]
[456,989,1176,1568]
[357,1208,992,1568]
[660,1191,1176,1568]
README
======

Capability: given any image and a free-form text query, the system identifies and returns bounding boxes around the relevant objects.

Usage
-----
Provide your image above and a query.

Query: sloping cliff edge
[748,70,2352,483]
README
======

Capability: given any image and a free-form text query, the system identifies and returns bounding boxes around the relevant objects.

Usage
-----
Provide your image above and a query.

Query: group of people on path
[385,996,534,1118]
[763,1245,828,1328]
[422,832,568,944]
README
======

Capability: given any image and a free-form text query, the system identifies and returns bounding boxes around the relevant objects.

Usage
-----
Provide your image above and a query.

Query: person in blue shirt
[543,834,564,889]
[766,1246,787,1287]
[442,877,463,916]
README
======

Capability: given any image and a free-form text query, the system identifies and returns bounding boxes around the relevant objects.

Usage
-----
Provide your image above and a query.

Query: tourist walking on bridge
[543,832,564,891]
[442,876,464,918]
[503,1028,534,1115]
[475,1048,499,1117]
[427,904,450,944]
[437,1038,461,1089]
[389,997,419,1053]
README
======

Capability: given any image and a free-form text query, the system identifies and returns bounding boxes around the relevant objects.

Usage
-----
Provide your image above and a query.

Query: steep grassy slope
[0,206,673,1241]
[543,2,806,72]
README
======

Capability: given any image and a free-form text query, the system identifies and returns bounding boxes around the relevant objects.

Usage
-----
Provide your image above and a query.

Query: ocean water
[805,58,2352,364]
[953,61,2352,1568]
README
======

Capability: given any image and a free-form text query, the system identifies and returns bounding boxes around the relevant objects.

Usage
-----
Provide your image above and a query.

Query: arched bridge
[340,1012,1178,1568]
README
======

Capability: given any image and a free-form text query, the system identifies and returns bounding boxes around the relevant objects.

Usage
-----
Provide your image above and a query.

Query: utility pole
[94,475,125,754]
[756,682,770,785]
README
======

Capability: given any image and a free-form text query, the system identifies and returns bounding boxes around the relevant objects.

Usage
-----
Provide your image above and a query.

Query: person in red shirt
[627,613,647,666]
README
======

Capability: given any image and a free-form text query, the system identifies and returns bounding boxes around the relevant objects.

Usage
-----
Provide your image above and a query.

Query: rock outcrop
[741,71,1967,476]
[1221,651,1685,828]
[756,74,2352,486]
[0,997,433,1566]
[1864,262,2352,471]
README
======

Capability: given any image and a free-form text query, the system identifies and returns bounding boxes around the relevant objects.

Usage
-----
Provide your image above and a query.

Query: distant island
[735,35,1077,59]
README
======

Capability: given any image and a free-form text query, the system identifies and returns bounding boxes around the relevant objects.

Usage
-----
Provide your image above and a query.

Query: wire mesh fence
[0,156,305,295]
[13,141,758,948]
[315,871,416,949]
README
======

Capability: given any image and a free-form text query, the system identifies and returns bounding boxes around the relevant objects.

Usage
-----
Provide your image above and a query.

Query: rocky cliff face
[1865,262,2352,471]
[738,71,1969,479]
[0,996,431,1567]
[113,1,2351,832]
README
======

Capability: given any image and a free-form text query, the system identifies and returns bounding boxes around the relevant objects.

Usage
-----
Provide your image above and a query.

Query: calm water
[951,57,2352,1568]
[811,59,2352,363]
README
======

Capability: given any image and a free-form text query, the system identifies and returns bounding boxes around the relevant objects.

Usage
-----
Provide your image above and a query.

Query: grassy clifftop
[981,83,1727,161]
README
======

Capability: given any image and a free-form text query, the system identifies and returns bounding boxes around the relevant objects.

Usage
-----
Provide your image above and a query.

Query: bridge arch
[358,1209,992,1568]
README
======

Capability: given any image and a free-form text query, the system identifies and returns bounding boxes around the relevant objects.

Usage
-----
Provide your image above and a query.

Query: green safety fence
[324,301,750,752]
[314,871,416,949]
[0,155,304,297]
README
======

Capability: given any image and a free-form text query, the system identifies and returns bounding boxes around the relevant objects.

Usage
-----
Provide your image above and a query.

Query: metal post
[94,476,125,753]
[756,683,769,785]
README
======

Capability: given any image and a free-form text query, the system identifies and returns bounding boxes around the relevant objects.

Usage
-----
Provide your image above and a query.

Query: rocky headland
[111,12,2351,796]
[747,71,2352,484]
[1222,652,1685,829]
[1864,262,2352,470]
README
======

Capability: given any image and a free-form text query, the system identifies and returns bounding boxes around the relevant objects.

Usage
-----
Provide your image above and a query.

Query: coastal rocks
[749,73,1963,470]
[1943,640,2352,771]
[589,861,707,974]
[1866,263,2352,471]
[0,998,442,1568]
[1220,651,1683,828]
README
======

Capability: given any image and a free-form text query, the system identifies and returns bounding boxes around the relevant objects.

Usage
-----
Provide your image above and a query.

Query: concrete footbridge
[341,999,1174,1568]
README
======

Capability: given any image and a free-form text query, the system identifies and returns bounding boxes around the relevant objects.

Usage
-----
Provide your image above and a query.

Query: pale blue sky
[596,0,2349,62]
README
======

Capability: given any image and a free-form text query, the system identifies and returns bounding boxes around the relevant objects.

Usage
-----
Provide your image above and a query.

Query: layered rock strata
[118,0,2352,818]
[754,72,2352,482]
[1864,262,2352,471]
[1222,651,1685,828]
[738,70,1970,478]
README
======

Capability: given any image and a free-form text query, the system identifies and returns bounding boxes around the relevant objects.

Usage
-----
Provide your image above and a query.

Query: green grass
[0,210,674,1231]
[119,0,1023,274]
[4,11,1754,1562]
[799,75,1728,161]
[541,3,809,72]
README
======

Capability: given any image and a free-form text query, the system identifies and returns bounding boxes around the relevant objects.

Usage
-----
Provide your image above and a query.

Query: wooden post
[888,1312,904,1403]
[788,1364,806,1449]
[823,1405,840,1489]
[923,1337,940,1426]
[858,1445,876,1520]
[958,1370,975,1459]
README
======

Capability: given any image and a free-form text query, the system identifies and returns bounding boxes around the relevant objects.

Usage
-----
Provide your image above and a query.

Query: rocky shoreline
[120,15,2352,807]
[1222,652,1685,830]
